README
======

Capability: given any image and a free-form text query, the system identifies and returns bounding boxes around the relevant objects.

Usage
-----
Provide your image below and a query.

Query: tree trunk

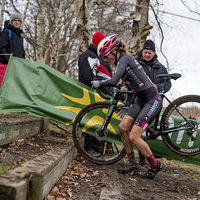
[21,0,30,30]
[49,0,65,69]
[0,0,6,28]
[129,0,153,58]
[35,0,46,62]
[73,0,92,55]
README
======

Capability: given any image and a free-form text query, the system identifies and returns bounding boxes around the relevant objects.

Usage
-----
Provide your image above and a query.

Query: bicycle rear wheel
[72,102,126,164]
[161,95,200,156]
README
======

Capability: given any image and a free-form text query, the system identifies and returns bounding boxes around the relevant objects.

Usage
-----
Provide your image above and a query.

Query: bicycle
[72,73,200,165]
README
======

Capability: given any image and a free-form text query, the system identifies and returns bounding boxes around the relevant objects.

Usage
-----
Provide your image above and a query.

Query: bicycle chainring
[95,128,108,140]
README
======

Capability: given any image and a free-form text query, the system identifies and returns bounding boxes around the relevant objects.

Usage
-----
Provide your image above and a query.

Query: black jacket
[78,43,112,87]
[137,50,171,93]
[0,24,25,64]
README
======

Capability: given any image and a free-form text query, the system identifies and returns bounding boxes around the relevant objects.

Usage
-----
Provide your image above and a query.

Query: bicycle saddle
[156,73,182,80]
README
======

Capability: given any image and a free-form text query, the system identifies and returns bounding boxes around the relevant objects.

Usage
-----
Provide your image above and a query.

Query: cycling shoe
[145,161,162,179]
[118,161,139,174]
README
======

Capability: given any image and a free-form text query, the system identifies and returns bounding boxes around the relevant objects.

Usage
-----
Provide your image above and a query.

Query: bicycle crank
[95,128,108,140]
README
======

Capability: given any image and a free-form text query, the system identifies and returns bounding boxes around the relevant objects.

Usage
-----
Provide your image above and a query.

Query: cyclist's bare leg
[128,124,162,178]
[118,115,139,173]
[129,124,152,158]
[118,115,135,154]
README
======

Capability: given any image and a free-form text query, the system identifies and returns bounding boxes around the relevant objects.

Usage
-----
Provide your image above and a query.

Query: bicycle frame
[100,79,197,142]
[72,73,200,164]
[144,91,196,141]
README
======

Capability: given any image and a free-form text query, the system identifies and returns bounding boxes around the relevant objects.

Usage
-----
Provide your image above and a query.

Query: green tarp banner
[0,57,199,166]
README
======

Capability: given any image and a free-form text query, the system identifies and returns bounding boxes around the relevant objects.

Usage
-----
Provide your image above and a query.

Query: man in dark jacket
[0,12,25,64]
[137,39,171,93]
[125,40,171,108]
[78,32,112,152]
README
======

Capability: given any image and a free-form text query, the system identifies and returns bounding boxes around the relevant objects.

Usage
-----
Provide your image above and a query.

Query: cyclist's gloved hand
[117,106,130,119]
[91,80,100,89]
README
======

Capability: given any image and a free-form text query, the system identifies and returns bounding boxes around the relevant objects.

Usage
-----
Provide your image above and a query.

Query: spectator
[78,32,112,153]
[0,12,25,64]
[137,39,171,93]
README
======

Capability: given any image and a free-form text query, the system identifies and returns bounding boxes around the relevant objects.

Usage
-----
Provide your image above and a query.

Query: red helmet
[97,34,121,57]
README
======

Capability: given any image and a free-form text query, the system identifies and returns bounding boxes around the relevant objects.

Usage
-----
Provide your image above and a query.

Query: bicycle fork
[98,100,118,137]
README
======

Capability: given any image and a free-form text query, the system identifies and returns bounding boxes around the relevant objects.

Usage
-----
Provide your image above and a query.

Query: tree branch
[150,4,170,70]
[180,0,200,16]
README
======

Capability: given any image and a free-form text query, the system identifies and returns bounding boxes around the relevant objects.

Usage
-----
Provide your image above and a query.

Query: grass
[162,158,200,172]
[0,153,31,175]
[161,157,200,181]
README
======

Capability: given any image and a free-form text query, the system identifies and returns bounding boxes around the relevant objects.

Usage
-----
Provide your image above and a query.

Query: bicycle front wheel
[72,102,126,164]
[161,95,200,156]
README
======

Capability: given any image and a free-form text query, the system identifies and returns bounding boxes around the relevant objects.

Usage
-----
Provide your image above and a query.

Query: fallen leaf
[129,178,137,181]
[27,142,35,147]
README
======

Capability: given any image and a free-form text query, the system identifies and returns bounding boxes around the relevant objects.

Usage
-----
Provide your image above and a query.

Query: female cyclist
[91,34,163,179]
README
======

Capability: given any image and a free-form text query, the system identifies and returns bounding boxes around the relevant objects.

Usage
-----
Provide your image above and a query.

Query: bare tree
[22,0,78,72]
[129,0,153,58]
[35,0,46,63]
[73,0,92,54]
[0,0,6,28]
[21,0,30,30]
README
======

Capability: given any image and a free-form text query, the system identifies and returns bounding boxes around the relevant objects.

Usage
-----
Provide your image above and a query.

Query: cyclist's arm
[100,60,126,87]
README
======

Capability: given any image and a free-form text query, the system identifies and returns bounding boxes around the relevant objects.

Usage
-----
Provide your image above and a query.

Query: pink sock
[147,155,157,167]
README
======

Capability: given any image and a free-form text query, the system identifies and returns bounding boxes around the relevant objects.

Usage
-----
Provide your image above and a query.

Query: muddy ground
[0,115,200,200]
[46,154,200,200]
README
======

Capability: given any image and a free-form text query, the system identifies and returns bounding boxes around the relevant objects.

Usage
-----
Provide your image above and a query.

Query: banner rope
[113,0,200,22]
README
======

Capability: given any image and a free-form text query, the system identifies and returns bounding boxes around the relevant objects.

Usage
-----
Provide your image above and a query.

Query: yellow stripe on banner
[55,106,82,125]
[61,88,91,105]
[82,115,117,135]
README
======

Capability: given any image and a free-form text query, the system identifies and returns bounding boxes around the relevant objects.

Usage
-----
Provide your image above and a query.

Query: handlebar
[96,84,125,103]
[97,88,111,100]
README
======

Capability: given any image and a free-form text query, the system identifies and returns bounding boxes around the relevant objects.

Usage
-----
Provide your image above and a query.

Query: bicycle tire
[72,102,126,164]
[160,95,200,156]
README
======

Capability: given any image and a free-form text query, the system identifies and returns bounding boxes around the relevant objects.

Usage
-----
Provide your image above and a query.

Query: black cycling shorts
[127,91,162,130]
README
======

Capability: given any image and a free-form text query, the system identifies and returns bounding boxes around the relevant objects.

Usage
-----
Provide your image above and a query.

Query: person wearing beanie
[78,32,112,86]
[142,39,155,53]
[137,39,171,92]
[0,12,25,64]
[136,39,171,165]
[92,32,106,46]
[78,32,112,154]
[9,12,22,24]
